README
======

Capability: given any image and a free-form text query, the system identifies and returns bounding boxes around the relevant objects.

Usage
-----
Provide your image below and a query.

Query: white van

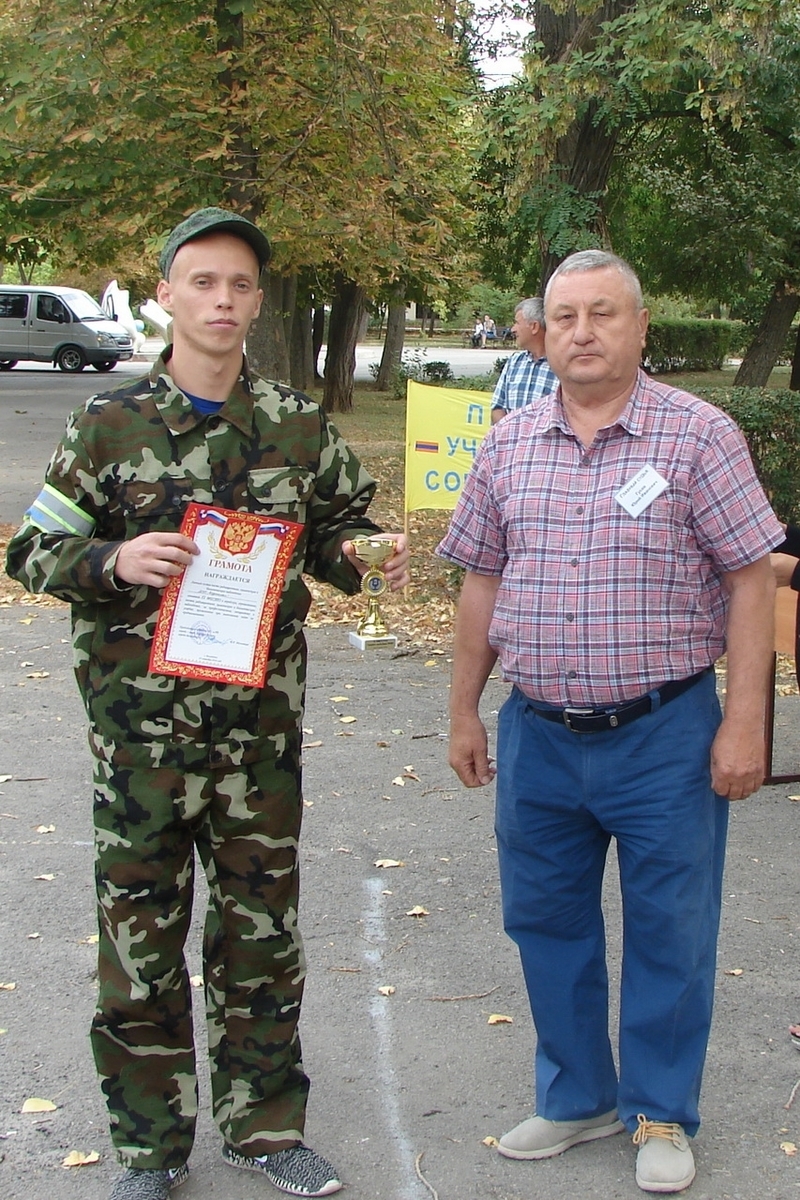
[0,285,134,373]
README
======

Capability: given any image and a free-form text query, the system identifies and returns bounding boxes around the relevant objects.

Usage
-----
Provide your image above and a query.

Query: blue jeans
[495,672,727,1135]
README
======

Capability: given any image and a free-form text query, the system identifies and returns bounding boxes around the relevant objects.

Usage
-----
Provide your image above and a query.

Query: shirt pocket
[246,467,315,523]
[116,476,194,536]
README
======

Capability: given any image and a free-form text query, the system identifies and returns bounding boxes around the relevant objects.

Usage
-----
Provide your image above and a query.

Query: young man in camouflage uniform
[6,208,409,1200]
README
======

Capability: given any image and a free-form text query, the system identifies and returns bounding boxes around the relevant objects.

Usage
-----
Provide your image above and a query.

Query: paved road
[3,614,800,1199]
[0,345,505,527]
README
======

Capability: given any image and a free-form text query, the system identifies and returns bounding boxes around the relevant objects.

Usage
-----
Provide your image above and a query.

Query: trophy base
[348,631,398,651]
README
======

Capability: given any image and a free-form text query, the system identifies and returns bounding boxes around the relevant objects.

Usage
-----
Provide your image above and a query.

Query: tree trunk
[312,305,325,379]
[375,294,406,391]
[289,299,314,393]
[534,2,634,287]
[734,280,799,387]
[248,272,291,381]
[322,274,365,413]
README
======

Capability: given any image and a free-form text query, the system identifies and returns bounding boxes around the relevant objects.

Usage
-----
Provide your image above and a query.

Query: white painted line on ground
[362,876,430,1200]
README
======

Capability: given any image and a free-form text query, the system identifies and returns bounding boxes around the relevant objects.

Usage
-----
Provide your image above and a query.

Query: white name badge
[614,464,669,518]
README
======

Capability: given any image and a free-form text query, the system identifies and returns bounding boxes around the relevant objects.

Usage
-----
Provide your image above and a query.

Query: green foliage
[698,386,800,521]
[0,0,474,298]
[645,318,745,373]
[422,361,456,383]
[452,281,520,328]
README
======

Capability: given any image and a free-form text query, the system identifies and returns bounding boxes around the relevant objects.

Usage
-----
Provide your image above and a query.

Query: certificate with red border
[149,503,302,687]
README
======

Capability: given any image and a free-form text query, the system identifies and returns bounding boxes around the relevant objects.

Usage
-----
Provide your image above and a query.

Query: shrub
[697,386,800,521]
[645,319,744,373]
[422,361,455,383]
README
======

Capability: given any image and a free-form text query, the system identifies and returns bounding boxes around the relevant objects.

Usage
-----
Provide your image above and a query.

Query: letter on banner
[404,381,492,512]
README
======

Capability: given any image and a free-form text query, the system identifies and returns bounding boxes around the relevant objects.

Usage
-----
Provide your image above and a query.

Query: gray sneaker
[633,1115,696,1193]
[498,1109,625,1160]
[109,1164,189,1200]
[222,1143,342,1196]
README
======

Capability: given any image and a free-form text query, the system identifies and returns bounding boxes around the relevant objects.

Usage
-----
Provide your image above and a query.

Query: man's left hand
[710,718,766,800]
[342,533,410,590]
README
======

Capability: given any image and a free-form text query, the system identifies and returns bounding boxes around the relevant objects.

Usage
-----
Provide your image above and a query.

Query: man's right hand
[449,713,496,788]
[115,532,199,589]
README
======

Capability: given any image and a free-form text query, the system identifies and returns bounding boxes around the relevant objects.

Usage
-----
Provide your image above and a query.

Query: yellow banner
[404,381,492,512]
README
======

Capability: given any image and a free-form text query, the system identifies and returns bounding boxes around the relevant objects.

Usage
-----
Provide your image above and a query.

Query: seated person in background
[483,314,497,345]
[472,318,484,348]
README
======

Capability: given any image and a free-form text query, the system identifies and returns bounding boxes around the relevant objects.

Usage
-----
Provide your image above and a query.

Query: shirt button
[208,417,220,430]
[581,456,590,466]
[567,670,577,679]
[576,505,584,514]
[566,613,575,622]
[570,558,578,566]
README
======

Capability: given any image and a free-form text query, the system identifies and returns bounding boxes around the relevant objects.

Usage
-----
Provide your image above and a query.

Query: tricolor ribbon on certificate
[149,502,302,687]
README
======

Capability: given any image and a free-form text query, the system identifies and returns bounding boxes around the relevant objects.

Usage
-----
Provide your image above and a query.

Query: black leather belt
[527,668,713,734]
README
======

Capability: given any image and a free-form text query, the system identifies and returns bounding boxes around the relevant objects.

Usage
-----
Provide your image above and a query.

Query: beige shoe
[498,1109,625,1160]
[633,1114,696,1193]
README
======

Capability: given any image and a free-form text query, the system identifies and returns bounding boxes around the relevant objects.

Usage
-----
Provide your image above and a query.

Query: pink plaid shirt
[437,370,783,706]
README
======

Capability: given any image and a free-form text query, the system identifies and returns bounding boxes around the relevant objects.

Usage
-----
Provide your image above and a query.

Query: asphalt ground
[4,358,800,1200]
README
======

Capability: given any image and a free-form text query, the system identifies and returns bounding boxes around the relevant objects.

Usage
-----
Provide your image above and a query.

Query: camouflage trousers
[90,739,309,1171]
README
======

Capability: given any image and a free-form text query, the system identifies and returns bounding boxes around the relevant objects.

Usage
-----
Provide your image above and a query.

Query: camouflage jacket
[5,351,380,769]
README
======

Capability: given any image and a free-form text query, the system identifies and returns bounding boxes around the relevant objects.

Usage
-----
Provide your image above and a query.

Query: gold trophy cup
[348,536,399,650]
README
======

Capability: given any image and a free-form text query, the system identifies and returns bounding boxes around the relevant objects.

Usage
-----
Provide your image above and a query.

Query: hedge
[645,318,745,373]
[697,386,800,522]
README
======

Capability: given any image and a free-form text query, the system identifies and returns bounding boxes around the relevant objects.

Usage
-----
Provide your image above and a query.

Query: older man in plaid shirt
[438,250,780,1195]
[490,296,559,424]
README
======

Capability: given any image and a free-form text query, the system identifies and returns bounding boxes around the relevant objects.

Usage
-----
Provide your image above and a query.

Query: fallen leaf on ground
[0,1028,7,1035]
[26,671,50,679]
[21,1097,57,1113]
[302,740,323,749]
[339,715,357,724]
[330,696,349,702]
[62,1150,100,1168]
[374,859,404,868]
[403,770,420,781]
[724,968,744,976]
[27,933,41,940]
[78,934,99,945]
[376,740,389,747]
[781,1141,797,1156]
[425,659,437,667]
[378,986,396,996]
[392,776,406,786]
[487,1013,513,1025]
[34,874,55,881]
[0,775,12,783]
[189,975,203,988]
[406,905,429,917]
[482,1136,499,1148]
[34,824,55,834]
[0,982,16,990]
[789,795,800,802]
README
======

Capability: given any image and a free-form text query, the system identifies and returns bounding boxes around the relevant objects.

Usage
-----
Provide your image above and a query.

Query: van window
[0,293,29,319]
[37,294,70,323]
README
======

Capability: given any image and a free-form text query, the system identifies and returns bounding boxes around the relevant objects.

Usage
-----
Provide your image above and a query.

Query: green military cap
[159,207,271,278]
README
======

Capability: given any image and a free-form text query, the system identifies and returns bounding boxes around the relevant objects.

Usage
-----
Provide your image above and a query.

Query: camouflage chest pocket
[246,467,315,524]
[116,476,194,535]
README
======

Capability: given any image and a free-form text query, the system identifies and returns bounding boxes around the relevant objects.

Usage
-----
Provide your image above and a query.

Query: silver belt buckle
[563,707,595,732]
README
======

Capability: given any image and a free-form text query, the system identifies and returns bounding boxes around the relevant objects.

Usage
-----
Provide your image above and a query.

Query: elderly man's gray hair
[544,250,644,311]
[515,296,546,326]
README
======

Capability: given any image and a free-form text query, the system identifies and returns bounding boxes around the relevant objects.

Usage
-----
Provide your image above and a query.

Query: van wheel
[0,359,18,370]
[56,345,87,373]
[93,360,117,372]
